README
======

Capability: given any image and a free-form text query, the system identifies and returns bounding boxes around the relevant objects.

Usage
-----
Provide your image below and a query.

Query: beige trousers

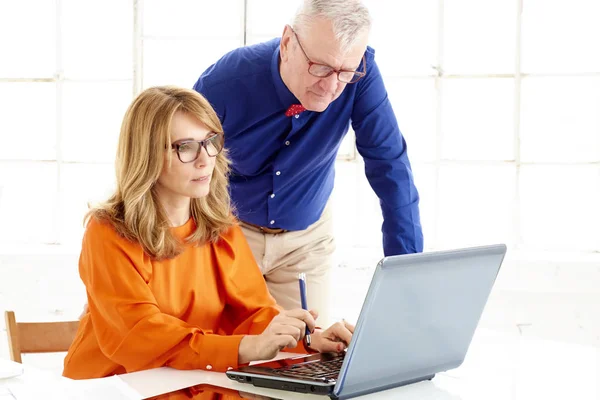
[240,204,335,327]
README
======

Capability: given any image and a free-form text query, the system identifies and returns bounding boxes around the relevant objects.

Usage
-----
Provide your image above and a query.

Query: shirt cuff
[189,333,245,372]
[288,334,319,355]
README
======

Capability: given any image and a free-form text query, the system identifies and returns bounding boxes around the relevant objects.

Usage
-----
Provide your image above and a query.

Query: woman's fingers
[327,321,353,346]
[282,309,316,333]
[271,322,303,342]
[342,319,355,334]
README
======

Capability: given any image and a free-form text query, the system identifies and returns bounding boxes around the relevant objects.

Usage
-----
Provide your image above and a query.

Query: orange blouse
[63,217,307,379]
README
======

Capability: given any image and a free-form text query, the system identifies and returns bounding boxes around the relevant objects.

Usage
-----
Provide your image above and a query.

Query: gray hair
[292,0,372,53]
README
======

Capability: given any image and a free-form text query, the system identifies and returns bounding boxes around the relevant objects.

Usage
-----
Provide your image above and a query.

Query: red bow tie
[285,104,306,117]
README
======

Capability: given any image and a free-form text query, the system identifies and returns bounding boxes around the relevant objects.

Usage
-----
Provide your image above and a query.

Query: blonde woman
[63,86,353,379]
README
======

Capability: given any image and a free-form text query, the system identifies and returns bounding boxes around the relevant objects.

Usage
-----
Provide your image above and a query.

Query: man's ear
[280,25,293,62]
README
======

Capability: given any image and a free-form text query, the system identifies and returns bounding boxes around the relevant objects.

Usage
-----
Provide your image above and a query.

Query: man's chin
[305,99,332,113]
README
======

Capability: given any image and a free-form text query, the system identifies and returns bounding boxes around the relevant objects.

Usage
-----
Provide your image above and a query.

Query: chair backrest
[4,311,80,363]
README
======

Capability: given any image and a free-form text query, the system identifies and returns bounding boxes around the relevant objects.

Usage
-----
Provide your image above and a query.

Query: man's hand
[238,308,317,364]
[309,319,354,353]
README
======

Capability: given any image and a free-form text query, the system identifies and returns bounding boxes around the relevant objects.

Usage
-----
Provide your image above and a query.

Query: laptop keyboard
[273,355,345,380]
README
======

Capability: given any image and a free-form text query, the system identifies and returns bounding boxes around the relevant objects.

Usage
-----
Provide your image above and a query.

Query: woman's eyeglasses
[171,133,224,163]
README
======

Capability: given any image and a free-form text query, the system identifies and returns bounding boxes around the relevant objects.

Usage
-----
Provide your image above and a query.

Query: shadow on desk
[143,380,462,400]
[146,383,281,400]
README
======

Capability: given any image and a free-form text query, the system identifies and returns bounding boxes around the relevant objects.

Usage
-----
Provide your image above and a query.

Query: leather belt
[242,221,289,235]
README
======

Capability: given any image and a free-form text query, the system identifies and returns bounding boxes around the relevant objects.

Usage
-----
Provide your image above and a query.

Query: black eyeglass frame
[170,132,224,163]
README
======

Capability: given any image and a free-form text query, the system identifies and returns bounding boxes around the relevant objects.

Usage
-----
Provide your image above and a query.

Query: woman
[63,86,353,379]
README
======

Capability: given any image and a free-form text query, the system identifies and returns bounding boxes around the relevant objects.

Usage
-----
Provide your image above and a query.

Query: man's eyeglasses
[292,29,366,84]
[171,133,224,163]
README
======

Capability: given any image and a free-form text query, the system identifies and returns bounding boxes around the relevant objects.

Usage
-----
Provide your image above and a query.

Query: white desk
[2,329,599,399]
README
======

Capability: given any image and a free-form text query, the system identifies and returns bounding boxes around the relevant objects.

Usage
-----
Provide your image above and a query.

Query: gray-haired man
[194,0,423,327]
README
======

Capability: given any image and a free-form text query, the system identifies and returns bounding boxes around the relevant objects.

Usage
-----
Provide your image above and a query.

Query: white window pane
[143,0,243,38]
[411,163,436,250]
[350,158,384,250]
[366,0,438,76]
[443,0,517,74]
[522,0,600,74]
[0,83,56,160]
[0,162,56,243]
[0,1,56,78]
[334,158,384,250]
[332,159,433,251]
[332,160,373,249]
[337,128,355,160]
[438,165,516,248]
[59,163,115,245]
[387,78,437,162]
[246,35,281,46]
[520,77,600,163]
[247,0,301,37]
[143,39,241,89]
[62,0,133,79]
[62,82,132,163]
[441,78,514,161]
[520,166,600,251]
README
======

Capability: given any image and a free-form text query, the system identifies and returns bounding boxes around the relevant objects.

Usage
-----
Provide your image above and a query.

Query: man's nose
[319,73,338,93]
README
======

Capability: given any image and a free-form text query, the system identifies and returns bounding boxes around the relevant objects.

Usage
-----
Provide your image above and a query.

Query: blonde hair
[87,86,235,259]
[292,0,371,53]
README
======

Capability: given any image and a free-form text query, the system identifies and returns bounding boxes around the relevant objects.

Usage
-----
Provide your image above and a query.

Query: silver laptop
[227,244,507,399]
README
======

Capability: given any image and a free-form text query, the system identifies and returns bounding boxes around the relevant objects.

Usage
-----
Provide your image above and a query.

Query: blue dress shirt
[193,38,423,255]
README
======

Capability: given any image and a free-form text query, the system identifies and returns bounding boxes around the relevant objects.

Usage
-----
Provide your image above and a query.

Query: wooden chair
[4,311,80,363]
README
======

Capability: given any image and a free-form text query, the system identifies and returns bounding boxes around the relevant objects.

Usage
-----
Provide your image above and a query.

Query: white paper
[8,375,142,400]
[67,376,142,400]
[120,352,302,399]
[0,385,16,399]
[0,359,23,380]
[119,367,218,399]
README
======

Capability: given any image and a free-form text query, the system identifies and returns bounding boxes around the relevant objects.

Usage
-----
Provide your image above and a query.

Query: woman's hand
[309,319,354,353]
[238,308,317,364]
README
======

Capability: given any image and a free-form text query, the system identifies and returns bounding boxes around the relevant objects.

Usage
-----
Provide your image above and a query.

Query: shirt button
[276,171,281,176]
[294,114,299,119]
[270,194,275,198]
[206,364,213,370]
[270,220,275,225]
[285,141,290,146]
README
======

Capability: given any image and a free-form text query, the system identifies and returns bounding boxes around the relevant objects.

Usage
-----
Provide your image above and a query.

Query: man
[194,0,423,326]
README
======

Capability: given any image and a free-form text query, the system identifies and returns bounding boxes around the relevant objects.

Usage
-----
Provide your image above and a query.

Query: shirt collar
[170,217,195,239]
[271,43,299,108]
